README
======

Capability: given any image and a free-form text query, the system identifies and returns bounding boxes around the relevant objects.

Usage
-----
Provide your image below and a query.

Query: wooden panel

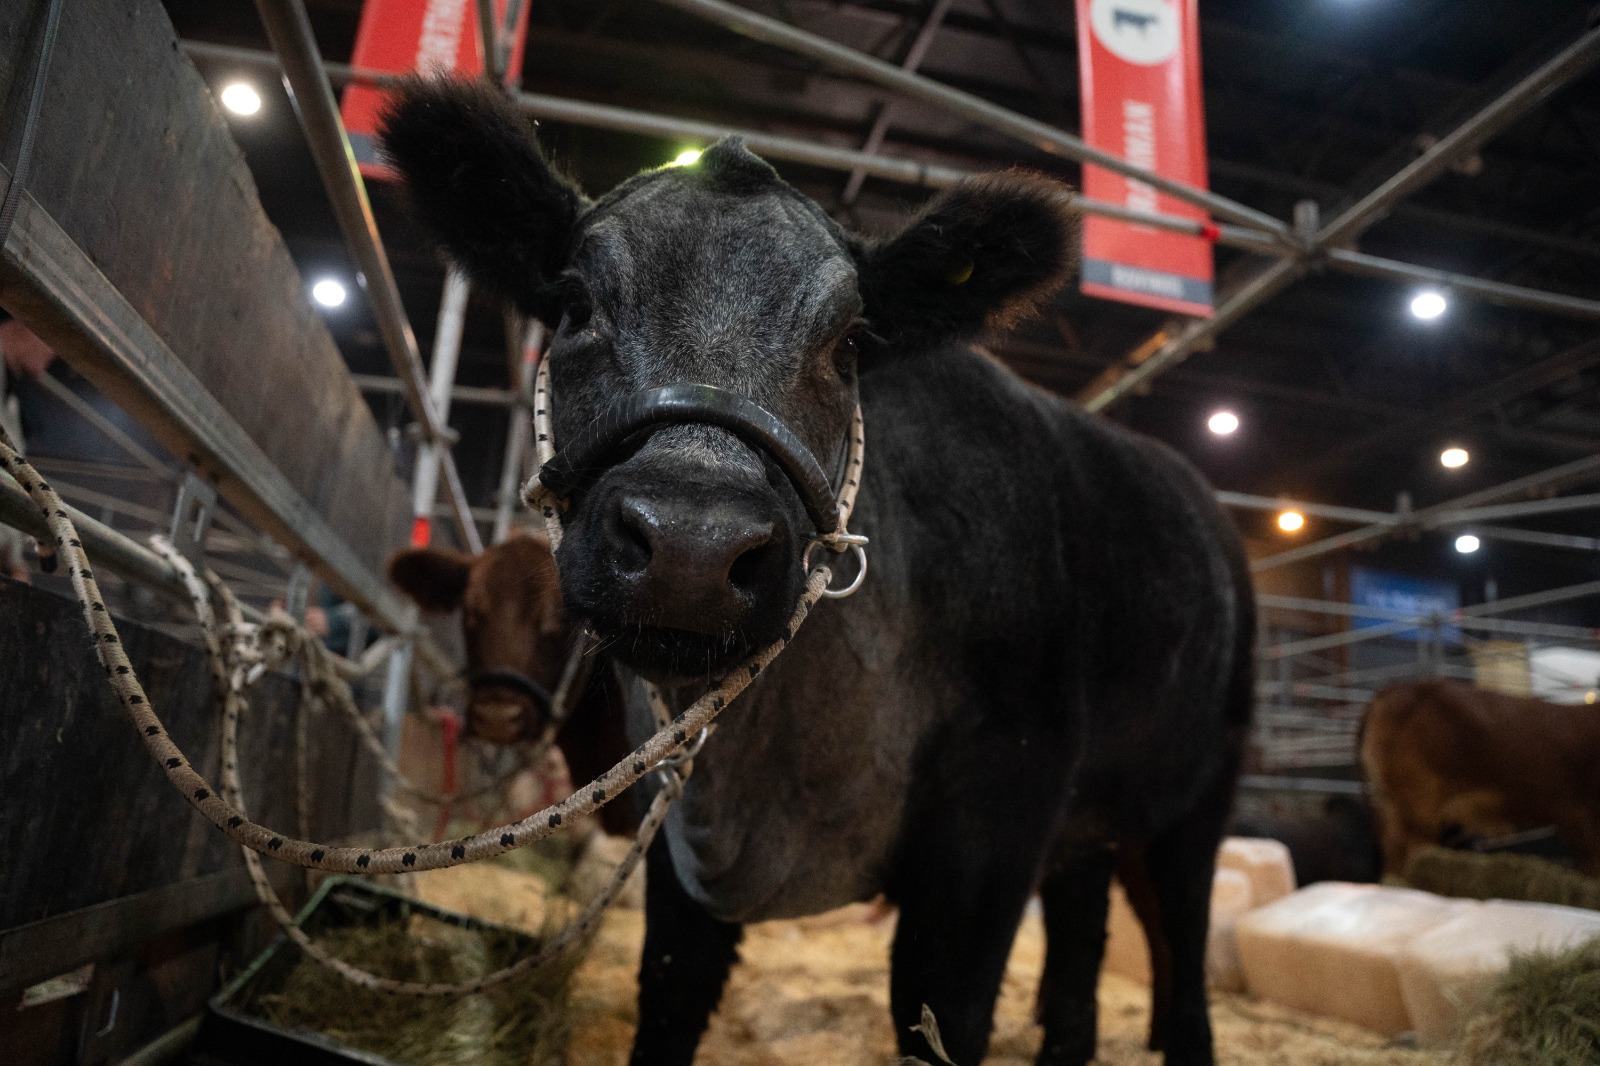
[0,0,411,579]
[0,579,382,971]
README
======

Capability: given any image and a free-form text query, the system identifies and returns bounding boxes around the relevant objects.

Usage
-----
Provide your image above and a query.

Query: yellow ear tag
[947,261,975,285]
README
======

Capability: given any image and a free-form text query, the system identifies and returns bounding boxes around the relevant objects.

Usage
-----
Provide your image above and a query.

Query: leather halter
[536,383,842,538]
[463,667,553,711]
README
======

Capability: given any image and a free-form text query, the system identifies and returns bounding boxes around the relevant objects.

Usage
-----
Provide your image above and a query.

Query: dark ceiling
[164,0,1600,558]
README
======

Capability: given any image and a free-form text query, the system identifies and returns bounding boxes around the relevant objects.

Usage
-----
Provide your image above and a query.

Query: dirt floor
[414,864,1450,1066]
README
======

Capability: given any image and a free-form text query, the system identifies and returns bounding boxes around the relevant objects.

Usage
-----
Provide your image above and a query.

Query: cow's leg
[888,796,1052,1066]
[1034,846,1115,1066]
[1141,782,1234,1066]
[630,833,742,1066]
[1116,845,1174,1053]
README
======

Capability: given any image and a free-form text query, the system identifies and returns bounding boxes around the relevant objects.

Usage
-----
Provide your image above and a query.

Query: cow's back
[863,342,1255,841]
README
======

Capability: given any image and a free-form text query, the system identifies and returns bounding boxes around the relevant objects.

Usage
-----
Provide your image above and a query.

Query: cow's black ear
[378,77,587,324]
[388,546,475,613]
[857,172,1079,352]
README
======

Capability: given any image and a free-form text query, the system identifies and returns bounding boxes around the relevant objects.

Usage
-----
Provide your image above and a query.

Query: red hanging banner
[340,0,533,182]
[1076,0,1214,317]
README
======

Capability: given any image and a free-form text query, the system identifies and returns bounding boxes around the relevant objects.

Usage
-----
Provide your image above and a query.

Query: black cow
[380,79,1253,1066]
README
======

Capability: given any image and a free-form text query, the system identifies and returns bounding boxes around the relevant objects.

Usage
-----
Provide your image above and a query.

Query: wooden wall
[0,578,384,1063]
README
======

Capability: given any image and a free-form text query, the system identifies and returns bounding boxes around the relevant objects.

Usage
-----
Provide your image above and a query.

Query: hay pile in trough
[1452,936,1600,1066]
[256,911,580,1066]
[1403,845,1600,911]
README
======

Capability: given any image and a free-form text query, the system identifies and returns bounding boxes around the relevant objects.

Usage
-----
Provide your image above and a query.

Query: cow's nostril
[615,500,654,572]
[728,535,778,593]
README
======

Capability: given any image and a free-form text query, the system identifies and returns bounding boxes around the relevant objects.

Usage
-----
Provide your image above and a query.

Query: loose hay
[246,895,587,1066]
[564,902,1449,1066]
[1403,846,1600,911]
[1451,936,1600,1066]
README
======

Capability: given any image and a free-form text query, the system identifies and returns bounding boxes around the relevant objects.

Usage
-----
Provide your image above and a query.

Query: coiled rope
[0,352,863,994]
[148,535,673,995]
[0,419,846,875]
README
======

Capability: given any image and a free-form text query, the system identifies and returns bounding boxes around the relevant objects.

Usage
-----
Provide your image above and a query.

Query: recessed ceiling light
[1277,510,1305,533]
[1455,533,1481,554]
[220,82,262,116]
[1207,410,1240,436]
[311,278,347,308]
[1410,289,1448,321]
[1440,447,1469,469]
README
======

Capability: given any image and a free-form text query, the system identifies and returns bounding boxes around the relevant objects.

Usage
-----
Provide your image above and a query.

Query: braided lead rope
[196,598,493,810]
[156,545,667,997]
[0,423,828,875]
[183,546,578,815]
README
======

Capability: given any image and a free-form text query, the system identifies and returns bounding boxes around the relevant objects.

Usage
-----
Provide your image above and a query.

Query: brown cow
[1359,678,1600,878]
[388,530,636,834]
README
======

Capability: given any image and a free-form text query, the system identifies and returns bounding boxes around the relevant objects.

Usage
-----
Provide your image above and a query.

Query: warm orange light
[1277,510,1306,533]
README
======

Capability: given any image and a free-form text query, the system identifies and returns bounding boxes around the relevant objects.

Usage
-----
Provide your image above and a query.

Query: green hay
[251,912,583,1066]
[1452,936,1600,1066]
[1403,845,1600,911]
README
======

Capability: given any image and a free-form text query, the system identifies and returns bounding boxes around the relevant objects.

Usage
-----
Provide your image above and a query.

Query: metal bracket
[169,469,217,565]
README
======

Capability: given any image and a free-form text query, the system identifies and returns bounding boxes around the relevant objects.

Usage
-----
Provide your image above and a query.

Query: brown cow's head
[388,532,568,743]
[381,80,1076,681]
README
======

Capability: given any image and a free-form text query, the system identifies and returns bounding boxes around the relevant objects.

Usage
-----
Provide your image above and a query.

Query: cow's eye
[560,281,592,331]
[831,326,866,379]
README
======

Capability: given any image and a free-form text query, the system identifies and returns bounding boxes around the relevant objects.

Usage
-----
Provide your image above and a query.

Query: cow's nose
[609,493,784,633]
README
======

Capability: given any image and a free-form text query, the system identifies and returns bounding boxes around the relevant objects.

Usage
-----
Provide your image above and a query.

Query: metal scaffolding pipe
[1325,248,1600,321]
[1238,776,1364,795]
[1473,524,1600,552]
[1251,451,1600,571]
[250,0,478,550]
[1225,490,1600,553]
[1217,491,1395,526]
[643,0,1292,236]
[184,35,1600,390]
[179,41,1282,252]
[1264,577,1600,659]
[0,472,189,603]
[1318,27,1600,249]
[409,270,481,552]
[35,373,172,478]
[1081,256,1305,411]
[841,0,955,205]
[1437,491,1600,525]
[354,374,519,408]
[1258,592,1600,640]
[1,469,461,677]
[1083,23,1600,411]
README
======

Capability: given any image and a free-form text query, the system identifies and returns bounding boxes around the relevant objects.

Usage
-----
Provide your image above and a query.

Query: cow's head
[381,80,1076,681]
[388,532,567,742]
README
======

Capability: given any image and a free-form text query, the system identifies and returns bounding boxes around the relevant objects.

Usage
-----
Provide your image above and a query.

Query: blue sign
[1349,567,1461,643]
